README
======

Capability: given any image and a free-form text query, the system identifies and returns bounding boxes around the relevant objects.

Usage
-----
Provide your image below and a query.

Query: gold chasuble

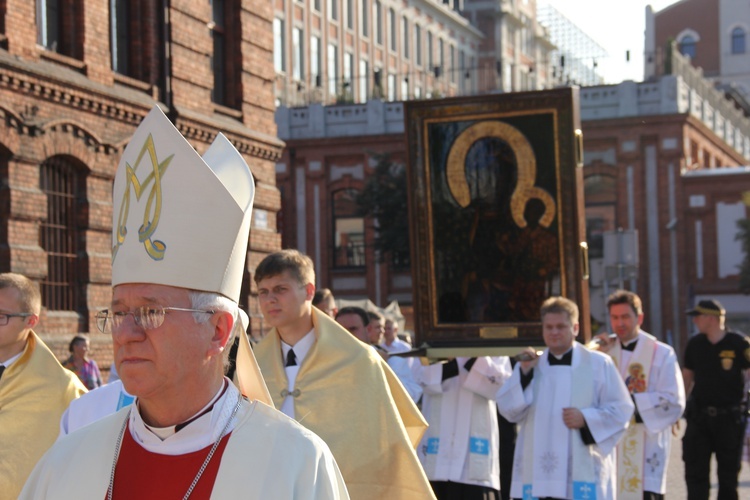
[256,308,435,500]
[0,332,87,499]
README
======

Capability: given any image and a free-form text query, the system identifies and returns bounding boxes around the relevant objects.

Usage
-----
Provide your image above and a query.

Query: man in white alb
[381,317,411,354]
[496,296,633,500]
[594,290,685,500]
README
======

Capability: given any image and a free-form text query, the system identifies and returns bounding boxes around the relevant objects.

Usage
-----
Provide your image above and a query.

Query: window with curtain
[328,43,338,96]
[311,35,321,87]
[332,189,365,268]
[584,174,617,259]
[388,8,396,51]
[402,16,409,59]
[361,0,368,37]
[274,18,286,72]
[359,59,368,102]
[415,24,422,66]
[292,27,304,81]
[329,0,338,21]
[374,0,382,45]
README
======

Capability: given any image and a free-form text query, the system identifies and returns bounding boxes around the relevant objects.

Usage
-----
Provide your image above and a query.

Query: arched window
[679,35,696,59]
[332,188,365,268]
[732,27,746,54]
[39,156,87,321]
[584,174,617,259]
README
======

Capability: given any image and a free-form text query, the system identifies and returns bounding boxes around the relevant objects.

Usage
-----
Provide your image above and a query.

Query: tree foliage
[737,218,750,293]
[356,153,411,266]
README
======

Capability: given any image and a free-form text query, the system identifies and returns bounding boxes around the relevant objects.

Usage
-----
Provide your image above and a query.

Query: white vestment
[418,356,512,490]
[22,384,348,500]
[612,330,686,494]
[496,343,634,499]
[381,339,411,354]
[367,345,423,403]
[59,380,134,437]
[388,355,423,402]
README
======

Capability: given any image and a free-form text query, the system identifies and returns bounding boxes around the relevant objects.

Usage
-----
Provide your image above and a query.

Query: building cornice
[0,53,283,162]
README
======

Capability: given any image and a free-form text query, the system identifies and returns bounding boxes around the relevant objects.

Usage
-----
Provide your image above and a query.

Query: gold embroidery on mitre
[113,134,173,262]
[445,120,556,229]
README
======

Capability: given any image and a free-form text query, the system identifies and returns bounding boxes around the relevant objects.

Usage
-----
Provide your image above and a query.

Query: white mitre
[111,106,272,406]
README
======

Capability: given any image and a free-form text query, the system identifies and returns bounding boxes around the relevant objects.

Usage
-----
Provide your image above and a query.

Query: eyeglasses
[96,306,215,333]
[0,313,32,326]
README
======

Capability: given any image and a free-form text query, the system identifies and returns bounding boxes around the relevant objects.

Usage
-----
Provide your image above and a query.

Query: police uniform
[683,301,750,500]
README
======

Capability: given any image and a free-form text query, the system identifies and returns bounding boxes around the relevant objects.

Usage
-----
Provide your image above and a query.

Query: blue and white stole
[522,345,597,500]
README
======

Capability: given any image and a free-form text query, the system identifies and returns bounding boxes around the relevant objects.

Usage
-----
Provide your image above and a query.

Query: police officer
[682,299,750,500]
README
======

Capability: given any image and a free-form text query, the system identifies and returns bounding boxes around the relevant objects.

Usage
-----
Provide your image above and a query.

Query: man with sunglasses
[0,272,87,499]
[21,107,347,499]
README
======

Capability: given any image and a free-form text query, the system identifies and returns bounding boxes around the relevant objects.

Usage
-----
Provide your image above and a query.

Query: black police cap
[685,299,725,317]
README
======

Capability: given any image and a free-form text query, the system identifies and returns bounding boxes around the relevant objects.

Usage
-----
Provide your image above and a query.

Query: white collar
[1,349,24,368]
[550,347,573,360]
[281,328,315,366]
[622,331,641,348]
[129,378,241,455]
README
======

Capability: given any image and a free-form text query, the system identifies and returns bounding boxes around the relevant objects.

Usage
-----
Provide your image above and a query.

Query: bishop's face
[542,311,579,357]
[110,283,217,403]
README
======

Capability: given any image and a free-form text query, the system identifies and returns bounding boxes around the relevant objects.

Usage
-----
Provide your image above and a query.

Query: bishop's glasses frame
[96,306,216,333]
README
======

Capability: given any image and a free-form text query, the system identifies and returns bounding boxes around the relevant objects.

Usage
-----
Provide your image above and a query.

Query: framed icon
[405,88,590,347]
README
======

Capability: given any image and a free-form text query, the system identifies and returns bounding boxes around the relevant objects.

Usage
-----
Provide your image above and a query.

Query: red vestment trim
[109,425,231,499]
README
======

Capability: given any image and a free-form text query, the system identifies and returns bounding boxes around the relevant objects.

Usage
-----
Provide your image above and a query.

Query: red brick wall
[277,133,412,310]
[654,0,720,76]
[0,0,283,368]
[582,113,746,350]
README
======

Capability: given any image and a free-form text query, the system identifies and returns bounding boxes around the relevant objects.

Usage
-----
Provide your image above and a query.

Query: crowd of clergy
[1,107,748,500]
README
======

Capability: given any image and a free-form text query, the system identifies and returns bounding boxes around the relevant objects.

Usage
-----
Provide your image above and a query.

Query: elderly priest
[21,107,348,499]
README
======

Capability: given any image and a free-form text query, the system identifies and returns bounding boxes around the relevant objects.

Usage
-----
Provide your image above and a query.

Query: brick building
[275,46,750,353]
[645,0,750,105]
[275,100,410,315]
[0,1,282,368]
[272,0,562,107]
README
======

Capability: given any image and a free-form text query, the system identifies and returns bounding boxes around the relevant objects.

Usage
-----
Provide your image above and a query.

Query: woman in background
[62,335,102,390]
